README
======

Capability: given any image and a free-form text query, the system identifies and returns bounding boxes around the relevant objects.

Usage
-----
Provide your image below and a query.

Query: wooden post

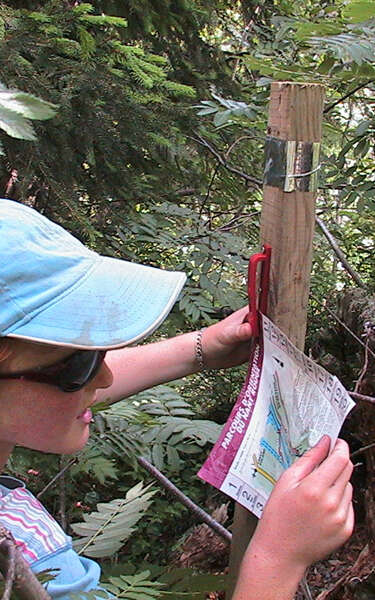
[228,82,325,594]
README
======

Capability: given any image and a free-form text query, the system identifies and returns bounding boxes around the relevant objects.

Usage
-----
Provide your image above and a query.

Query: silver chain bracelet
[195,327,207,370]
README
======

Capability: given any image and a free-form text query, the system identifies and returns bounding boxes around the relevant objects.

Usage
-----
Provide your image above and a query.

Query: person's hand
[247,436,354,572]
[200,306,253,369]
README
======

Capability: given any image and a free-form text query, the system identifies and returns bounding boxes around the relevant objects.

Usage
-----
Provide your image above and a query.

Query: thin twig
[316,216,366,288]
[225,135,264,158]
[0,535,15,600]
[36,452,232,544]
[37,457,78,499]
[324,80,374,113]
[137,456,232,543]
[311,296,375,362]
[191,134,262,187]
[354,338,370,394]
[58,457,67,532]
[301,574,314,600]
[351,441,375,458]
[200,162,220,224]
[349,391,375,405]
[215,210,259,232]
[0,528,51,600]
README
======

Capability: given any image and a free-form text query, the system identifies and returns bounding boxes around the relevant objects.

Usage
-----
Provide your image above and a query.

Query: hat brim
[6,256,186,349]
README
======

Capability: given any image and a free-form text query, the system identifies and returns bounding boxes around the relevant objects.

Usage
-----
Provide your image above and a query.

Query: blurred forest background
[1,0,375,598]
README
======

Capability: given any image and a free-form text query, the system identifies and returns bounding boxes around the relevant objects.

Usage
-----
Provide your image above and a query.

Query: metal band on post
[264,137,321,193]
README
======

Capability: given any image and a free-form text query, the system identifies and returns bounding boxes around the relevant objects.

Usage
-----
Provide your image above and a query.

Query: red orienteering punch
[247,244,272,338]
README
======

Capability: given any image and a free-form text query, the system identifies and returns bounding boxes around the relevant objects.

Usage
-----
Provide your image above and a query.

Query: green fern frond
[71,451,119,485]
[71,482,157,558]
[130,385,221,471]
[83,399,156,470]
[97,399,157,425]
[309,32,375,64]
[95,429,145,462]
[105,571,165,598]
[68,589,111,599]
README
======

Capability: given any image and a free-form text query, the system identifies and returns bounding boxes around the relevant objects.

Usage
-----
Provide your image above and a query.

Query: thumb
[236,320,253,341]
[286,435,331,483]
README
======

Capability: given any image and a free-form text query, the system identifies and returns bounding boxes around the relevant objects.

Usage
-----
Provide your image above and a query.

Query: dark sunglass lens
[58,351,106,392]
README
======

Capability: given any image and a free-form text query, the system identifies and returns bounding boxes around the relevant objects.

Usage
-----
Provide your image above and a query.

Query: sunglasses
[0,349,107,393]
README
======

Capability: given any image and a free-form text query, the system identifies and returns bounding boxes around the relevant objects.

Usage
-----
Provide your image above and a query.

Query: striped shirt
[0,476,103,599]
[0,478,68,563]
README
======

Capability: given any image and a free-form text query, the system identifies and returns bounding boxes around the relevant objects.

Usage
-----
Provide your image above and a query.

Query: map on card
[198,314,355,518]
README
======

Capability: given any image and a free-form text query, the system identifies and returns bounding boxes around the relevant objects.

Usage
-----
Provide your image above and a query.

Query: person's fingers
[308,439,351,488]
[343,489,355,536]
[220,306,248,323]
[334,483,354,539]
[283,435,331,483]
[343,481,354,509]
[219,313,252,343]
[236,320,253,340]
[232,306,249,319]
[329,460,353,498]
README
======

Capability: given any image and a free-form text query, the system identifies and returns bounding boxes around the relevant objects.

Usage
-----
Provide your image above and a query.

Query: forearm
[97,332,199,403]
[232,545,305,600]
[96,306,253,404]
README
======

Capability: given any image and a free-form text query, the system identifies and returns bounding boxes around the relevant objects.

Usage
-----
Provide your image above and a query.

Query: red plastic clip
[247,244,272,338]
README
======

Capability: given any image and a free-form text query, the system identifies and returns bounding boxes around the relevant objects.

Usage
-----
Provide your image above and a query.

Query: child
[0,199,353,599]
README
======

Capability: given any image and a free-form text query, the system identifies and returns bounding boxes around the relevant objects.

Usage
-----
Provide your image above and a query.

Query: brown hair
[0,338,13,363]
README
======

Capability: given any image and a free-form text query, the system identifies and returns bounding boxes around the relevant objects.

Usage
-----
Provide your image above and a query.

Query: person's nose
[91,360,114,390]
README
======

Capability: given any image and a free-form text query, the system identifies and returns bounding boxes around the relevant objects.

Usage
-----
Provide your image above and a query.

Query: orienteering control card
[198,314,355,518]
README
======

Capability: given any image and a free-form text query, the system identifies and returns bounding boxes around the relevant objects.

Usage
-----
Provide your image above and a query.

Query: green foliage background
[2,0,375,596]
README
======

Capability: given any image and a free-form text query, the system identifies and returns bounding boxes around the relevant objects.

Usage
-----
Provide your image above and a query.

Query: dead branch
[316,216,366,288]
[350,391,375,405]
[0,527,51,600]
[351,441,375,458]
[191,134,262,188]
[312,296,375,362]
[37,457,77,499]
[137,456,232,543]
[0,529,15,600]
[324,80,374,113]
[355,338,371,393]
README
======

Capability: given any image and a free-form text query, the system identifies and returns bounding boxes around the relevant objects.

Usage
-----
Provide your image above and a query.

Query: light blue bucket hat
[0,199,186,349]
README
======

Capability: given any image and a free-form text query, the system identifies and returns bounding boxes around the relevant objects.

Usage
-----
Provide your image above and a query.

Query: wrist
[233,541,306,600]
[243,539,307,584]
[195,328,207,371]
